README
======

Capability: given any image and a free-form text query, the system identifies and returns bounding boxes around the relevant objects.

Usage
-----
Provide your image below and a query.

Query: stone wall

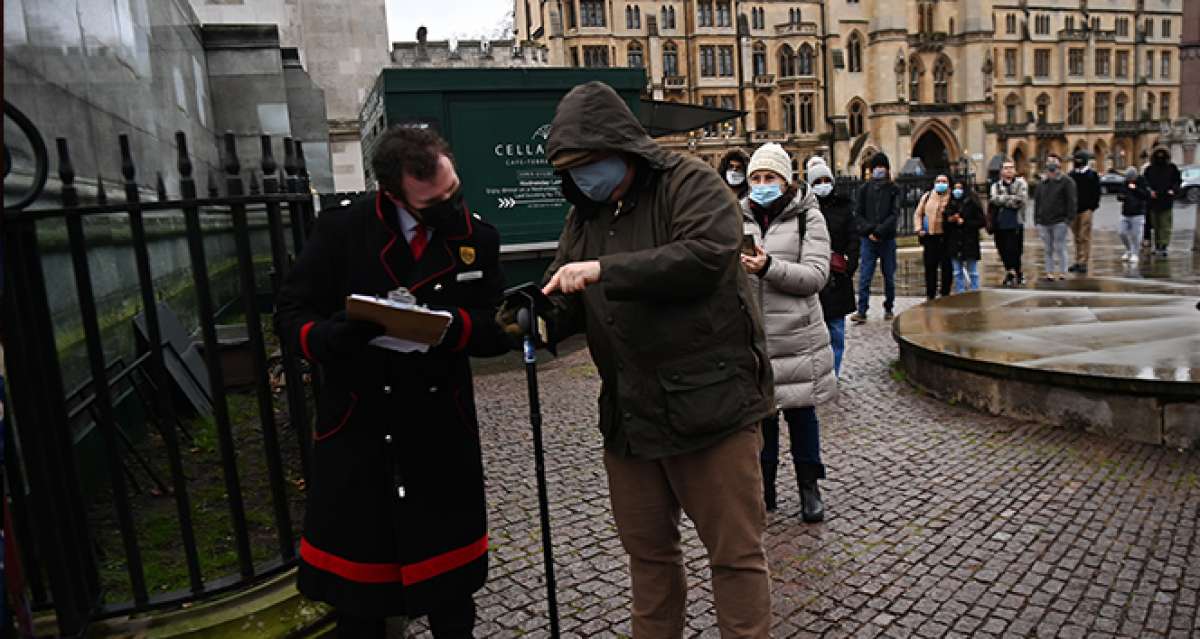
[898,344,1200,451]
[4,0,222,192]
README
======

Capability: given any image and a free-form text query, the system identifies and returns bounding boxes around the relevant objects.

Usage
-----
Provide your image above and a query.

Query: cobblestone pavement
[403,296,1200,638]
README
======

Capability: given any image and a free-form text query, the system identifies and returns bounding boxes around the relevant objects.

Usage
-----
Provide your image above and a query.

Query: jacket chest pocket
[658,354,755,435]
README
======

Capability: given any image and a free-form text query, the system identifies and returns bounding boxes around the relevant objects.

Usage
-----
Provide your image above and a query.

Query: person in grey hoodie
[1033,152,1077,280]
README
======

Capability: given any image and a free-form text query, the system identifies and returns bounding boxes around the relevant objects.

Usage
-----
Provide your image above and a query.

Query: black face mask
[412,187,466,230]
[1153,153,1169,165]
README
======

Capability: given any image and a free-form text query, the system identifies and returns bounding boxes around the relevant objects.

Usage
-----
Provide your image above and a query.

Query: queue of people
[278,78,1186,637]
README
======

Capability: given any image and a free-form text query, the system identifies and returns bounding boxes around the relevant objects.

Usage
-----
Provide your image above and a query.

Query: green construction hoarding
[360,68,646,282]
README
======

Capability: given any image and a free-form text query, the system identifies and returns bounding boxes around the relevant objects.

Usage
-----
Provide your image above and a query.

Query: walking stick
[508,283,561,638]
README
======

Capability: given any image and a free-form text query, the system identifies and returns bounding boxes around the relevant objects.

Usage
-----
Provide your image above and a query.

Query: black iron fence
[4,101,318,635]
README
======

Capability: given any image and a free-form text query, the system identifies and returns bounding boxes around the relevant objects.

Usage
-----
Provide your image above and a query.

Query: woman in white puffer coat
[739,143,839,523]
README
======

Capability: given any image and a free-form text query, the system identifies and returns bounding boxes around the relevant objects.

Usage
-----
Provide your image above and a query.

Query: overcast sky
[386,0,513,43]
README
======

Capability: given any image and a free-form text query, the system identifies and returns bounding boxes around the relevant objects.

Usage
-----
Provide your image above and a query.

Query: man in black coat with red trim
[276,126,511,637]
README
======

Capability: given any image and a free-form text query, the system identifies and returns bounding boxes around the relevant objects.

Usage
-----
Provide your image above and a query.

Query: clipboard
[345,294,453,347]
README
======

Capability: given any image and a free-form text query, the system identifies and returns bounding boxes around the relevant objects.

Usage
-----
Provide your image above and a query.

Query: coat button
[608,230,616,237]
[434,283,444,291]
[383,385,392,394]
[385,434,393,443]
[623,412,632,421]
[671,373,680,381]
[718,361,727,369]
[429,386,439,393]
[606,316,615,324]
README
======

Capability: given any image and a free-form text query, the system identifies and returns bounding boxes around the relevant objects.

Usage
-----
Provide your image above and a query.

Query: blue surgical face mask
[811,182,834,198]
[568,156,628,202]
[872,167,888,180]
[934,182,949,194]
[952,188,964,199]
[749,183,783,206]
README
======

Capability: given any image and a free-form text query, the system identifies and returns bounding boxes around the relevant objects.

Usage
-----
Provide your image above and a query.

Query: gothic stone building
[515,0,1184,178]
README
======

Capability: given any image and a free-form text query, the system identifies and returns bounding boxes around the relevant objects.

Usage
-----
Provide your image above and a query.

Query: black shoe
[1078,264,1088,274]
[884,310,895,321]
[850,313,867,324]
[762,462,778,512]
[1002,272,1015,287]
[1067,263,1079,273]
[799,480,824,523]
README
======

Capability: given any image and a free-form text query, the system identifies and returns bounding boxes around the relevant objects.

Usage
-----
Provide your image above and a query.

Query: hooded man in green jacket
[539,81,775,637]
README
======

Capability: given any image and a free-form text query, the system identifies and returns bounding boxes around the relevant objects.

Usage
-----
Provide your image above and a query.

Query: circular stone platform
[893,278,1200,450]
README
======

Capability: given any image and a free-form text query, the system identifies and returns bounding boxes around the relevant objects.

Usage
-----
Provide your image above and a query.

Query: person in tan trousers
[536,81,776,638]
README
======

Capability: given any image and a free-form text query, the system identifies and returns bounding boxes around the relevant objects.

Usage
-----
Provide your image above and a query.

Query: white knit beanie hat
[747,143,792,184]
[805,156,833,183]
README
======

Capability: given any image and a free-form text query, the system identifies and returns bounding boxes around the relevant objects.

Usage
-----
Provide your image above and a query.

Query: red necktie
[410,224,428,261]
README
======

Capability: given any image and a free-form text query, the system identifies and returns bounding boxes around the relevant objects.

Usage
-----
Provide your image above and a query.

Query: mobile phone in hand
[742,234,757,256]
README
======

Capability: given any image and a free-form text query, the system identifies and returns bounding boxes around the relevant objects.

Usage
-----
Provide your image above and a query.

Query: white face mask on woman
[811,182,834,198]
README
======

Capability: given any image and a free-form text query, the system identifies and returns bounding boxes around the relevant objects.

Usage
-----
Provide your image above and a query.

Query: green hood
[547,81,678,171]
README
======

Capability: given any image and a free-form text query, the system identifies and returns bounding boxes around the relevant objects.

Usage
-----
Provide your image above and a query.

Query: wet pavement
[893,287,1200,385]
[871,196,1199,297]
[394,296,1200,638]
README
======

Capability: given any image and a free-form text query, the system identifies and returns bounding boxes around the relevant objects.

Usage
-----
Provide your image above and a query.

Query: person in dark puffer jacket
[1117,167,1151,263]
[944,180,986,293]
[1143,146,1182,256]
[808,157,858,376]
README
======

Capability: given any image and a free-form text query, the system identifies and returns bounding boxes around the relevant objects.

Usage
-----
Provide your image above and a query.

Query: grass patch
[89,313,311,605]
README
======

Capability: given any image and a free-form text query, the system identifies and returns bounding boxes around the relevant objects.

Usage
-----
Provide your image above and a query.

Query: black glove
[495,302,526,351]
[307,311,385,361]
[495,301,557,353]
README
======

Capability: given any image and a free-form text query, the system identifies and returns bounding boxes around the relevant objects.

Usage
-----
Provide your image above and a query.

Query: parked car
[1099,169,1126,194]
[1180,165,1200,204]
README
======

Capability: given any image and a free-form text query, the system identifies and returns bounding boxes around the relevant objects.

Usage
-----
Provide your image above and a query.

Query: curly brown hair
[371,126,454,197]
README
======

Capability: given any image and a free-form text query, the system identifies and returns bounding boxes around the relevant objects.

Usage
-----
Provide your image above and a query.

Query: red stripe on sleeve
[300,321,316,361]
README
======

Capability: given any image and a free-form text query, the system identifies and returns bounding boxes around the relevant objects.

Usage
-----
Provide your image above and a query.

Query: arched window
[848,99,865,137]
[1146,92,1155,119]
[949,17,954,34]
[1036,93,1050,123]
[1116,92,1128,121]
[755,95,770,130]
[1005,93,1022,124]
[634,6,641,28]
[782,95,797,134]
[779,44,796,77]
[663,41,678,76]
[909,55,924,103]
[789,8,800,24]
[798,44,814,76]
[626,6,634,29]
[933,55,952,104]
[661,5,676,30]
[752,42,767,76]
[628,41,643,67]
[799,94,815,133]
[847,32,863,73]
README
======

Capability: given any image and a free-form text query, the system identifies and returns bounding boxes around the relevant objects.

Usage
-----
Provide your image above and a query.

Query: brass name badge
[459,246,476,265]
